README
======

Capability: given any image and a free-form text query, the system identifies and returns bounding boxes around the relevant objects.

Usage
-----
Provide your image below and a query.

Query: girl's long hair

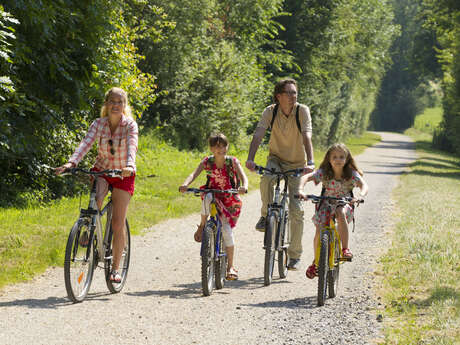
[319,143,363,181]
[100,87,134,120]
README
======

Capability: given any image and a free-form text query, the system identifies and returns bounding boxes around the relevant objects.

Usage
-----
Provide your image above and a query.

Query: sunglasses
[108,139,115,155]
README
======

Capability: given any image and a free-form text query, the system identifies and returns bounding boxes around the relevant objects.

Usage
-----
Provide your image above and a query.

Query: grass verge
[379,109,459,344]
[0,131,379,289]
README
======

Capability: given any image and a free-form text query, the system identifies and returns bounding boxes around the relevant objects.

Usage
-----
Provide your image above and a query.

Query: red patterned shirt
[69,115,138,171]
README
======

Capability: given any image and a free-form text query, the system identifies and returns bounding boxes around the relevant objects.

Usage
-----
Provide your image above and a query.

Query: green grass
[0,131,379,289]
[413,107,443,134]
[379,108,459,344]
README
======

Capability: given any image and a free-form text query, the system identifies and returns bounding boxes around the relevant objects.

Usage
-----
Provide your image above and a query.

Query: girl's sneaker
[342,248,353,260]
[306,263,317,279]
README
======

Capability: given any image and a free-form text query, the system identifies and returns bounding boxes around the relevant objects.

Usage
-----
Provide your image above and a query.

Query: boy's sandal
[306,263,317,279]
[79,232,89,248]
[342,248,353,260]
[194,224,204,243]
[110,270,122,283]
[226,267,238,281]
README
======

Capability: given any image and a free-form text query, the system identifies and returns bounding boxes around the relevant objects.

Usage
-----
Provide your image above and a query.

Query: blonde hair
[100,87,134,120]
[319,143,363,181]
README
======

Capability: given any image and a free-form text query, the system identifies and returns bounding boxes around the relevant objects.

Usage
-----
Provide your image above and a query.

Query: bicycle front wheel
[264,214,277,286]
[201,223,216,296]
[317,231,329,306]
[215,228,227,290]
[64,220,95,303]
[327,235,340,298]
[105,219,131,293]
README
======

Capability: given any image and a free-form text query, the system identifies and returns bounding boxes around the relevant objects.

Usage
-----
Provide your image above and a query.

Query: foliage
[0,0,168,206]
[137,0,289,150]
[422,0,460,155]
[278,0,397,147]
[1,0,400,205]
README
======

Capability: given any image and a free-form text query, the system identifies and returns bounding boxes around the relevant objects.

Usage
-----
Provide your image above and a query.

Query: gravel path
[0,132,416,345]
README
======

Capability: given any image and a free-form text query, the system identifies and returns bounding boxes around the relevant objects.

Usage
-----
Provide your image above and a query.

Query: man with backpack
[246,78,315,270]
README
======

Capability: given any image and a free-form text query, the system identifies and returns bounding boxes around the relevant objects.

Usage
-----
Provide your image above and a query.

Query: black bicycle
[254,165,304,286]
[184,188,239,296]
[62,168,131,302]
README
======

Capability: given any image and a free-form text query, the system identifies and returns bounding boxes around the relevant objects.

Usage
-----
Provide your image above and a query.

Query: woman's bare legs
[110,188,131,271]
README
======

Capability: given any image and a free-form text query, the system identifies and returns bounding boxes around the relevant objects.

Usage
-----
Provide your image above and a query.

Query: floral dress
[311,168,363,227]
[201,156,242,228]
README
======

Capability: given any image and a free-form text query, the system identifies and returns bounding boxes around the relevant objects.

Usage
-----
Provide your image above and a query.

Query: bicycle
[62,168,131,303]
[299,194,363,306]
[254,165,305,286]
[184,188,239,296]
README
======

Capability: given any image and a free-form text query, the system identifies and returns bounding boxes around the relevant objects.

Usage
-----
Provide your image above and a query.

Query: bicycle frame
[265,173,290,250]
[314,217,342,270]
[200,194,225,260]
[79,177,113,265]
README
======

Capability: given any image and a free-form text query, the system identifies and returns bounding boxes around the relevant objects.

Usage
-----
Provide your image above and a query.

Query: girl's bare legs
[194,214,208,242]
[313,225,320,262]
[226,245,235,270]
[110,188,131,271]
[335,206,349,250]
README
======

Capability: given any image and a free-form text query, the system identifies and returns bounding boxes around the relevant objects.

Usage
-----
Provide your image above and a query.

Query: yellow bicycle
[302,194,363,306]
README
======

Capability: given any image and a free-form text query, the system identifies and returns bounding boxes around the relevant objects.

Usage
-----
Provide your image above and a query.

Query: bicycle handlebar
[184,188,240,195]
[295,194,364,205]
[254,164,305,177]
[61,167,123,178]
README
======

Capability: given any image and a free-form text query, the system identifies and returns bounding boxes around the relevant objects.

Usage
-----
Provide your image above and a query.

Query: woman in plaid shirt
[56,87,138,283]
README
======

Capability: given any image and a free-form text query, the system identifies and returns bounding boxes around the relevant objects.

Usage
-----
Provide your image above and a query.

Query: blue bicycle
[185,188,238,296]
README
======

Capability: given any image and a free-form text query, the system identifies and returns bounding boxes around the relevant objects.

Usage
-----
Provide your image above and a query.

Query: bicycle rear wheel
[264,213,277,286]
[215,228,227,290]
[201,223,216,296]
[317,231,329,306]
[64,220,95,303]
[278,215,289,279]
[105,219,131,293]
[327,235,340,298]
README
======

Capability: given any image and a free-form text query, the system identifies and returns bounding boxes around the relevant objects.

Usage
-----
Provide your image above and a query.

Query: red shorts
[92,168,136,196]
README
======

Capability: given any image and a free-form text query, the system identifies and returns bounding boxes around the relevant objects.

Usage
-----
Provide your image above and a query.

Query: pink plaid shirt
[69,115,138,171]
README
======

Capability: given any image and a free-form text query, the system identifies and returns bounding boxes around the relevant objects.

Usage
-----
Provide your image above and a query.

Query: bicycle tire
[64,220,95,303]
[278,214,289,279]
[215,228,227,290]
[105,219,131,293]
[264,213,277,286]
[201,223,215,296]
[327,235,340,298]
[317,231,329,306]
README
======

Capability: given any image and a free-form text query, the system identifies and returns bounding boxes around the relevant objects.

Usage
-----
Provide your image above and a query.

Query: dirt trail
[0,132,416,345]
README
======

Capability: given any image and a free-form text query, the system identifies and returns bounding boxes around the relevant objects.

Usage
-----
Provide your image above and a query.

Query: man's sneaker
[287,258,300,271]
[255,216,266,232]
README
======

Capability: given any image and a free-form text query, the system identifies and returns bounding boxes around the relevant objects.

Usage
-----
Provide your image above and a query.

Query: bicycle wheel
[278,214,289,279]
[64,219,95,303]
[215,228,227,290]
[317,231,329,306]
[328,235,340,298]
[201,223,216,296]
[105,219,131,293]
[264,213,277,286]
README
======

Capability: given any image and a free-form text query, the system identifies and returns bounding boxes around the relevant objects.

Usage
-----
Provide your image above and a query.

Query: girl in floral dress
[297,143,368,279]
[179,133,248,280]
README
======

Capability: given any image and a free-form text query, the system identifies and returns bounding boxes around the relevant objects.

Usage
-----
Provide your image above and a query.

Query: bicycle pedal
[339,257,352,262]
